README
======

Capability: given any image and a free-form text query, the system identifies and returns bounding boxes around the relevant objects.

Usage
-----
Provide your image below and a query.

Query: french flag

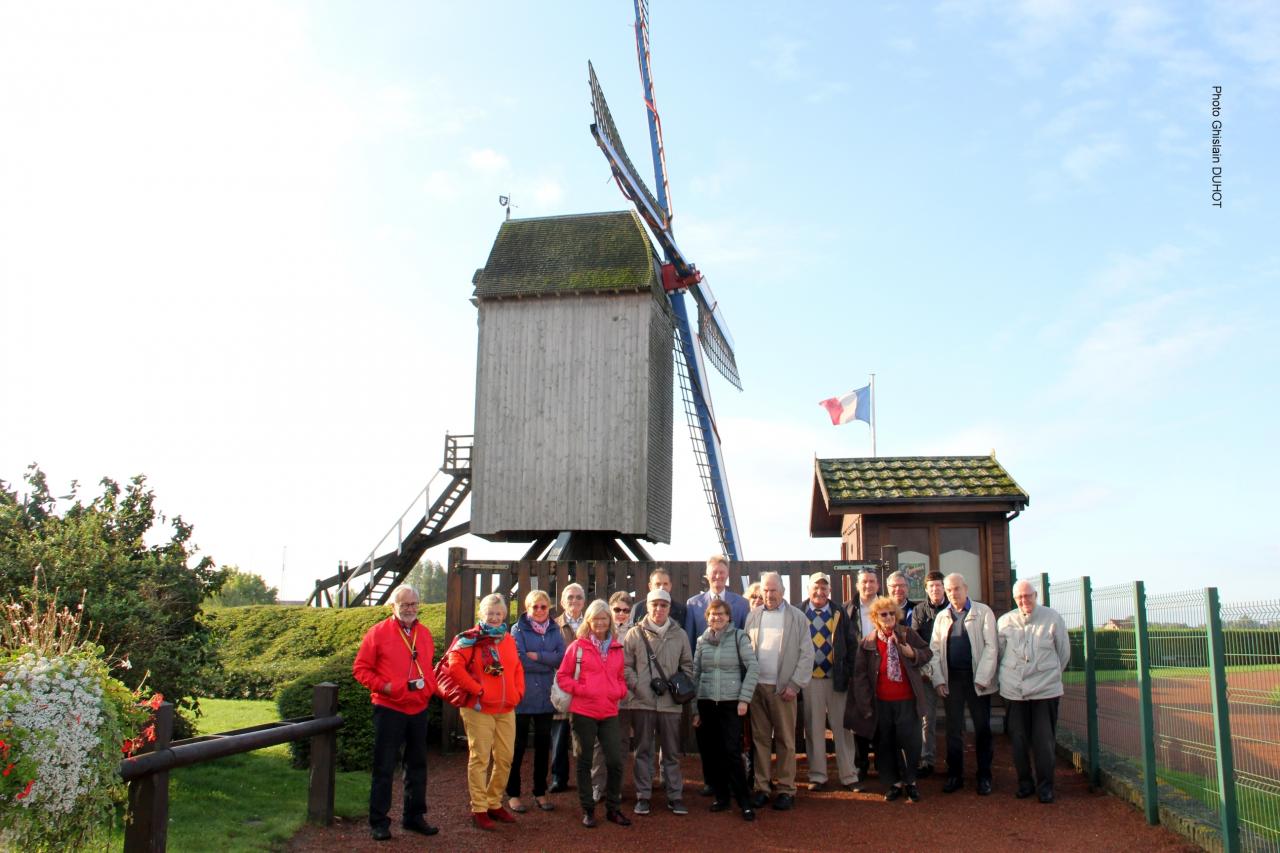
[819,384,871,426]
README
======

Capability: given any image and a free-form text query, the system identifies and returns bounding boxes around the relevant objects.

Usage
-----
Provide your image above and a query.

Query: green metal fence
[1037,574,1277,852]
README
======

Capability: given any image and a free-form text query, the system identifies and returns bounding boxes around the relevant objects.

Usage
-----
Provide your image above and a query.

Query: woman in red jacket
[556,599,630,829]
[443,593,525,831]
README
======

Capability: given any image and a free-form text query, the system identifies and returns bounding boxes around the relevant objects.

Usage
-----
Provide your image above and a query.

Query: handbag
[638,626,696,705]
[434,632,482,709]
[550,646,582,714]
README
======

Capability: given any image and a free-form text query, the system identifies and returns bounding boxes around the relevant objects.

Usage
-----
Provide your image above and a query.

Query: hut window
[939,527,982,601]
[887,527,931,600]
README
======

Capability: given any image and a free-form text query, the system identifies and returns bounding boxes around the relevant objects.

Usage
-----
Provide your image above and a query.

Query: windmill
[587,0,744,559]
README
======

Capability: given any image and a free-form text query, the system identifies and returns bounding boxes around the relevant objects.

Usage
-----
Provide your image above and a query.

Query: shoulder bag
[550,646,582,714]
[639,627,696,705]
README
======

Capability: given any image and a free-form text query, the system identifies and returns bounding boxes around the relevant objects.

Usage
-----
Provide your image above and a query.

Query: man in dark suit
[685,554,750,647]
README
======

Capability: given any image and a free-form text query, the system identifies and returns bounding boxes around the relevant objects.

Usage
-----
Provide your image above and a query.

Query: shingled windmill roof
[473,211,662,299]
[816,455,1030,508]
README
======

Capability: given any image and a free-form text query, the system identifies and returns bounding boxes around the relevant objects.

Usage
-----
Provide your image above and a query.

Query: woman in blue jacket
[506,589,566,812]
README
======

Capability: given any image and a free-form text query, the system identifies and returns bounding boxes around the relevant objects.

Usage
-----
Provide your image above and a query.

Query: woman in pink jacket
[556,598,630,829]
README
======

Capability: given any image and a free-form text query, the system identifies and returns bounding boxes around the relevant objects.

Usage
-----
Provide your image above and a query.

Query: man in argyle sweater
[800,572,858,791]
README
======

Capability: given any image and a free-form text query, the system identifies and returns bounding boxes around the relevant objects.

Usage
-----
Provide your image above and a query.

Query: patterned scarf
[592,633,613,660]
[529,616,550,635]
[878,628,903,682]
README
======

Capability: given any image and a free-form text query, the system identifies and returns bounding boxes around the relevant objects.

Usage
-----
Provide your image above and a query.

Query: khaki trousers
[801,677,858,785]
[459,707,516,812]
[750,682,798,796]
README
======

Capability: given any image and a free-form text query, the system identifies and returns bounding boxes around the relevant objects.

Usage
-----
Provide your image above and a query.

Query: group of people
[351,555,1071,841]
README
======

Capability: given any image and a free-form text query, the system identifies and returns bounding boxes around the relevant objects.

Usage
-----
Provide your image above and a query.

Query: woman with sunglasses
[506,589,565,814]
[443,593,525,830]
[846,596,933,803]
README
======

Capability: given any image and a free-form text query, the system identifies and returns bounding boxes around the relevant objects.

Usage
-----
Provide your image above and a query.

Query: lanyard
[397,622,426,679]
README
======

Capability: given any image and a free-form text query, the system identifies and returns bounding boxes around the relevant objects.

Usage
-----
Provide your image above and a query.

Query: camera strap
[397,623,426,680]
[638,626,670,684]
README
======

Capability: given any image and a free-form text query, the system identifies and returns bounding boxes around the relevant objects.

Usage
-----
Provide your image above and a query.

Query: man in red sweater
[353,585,440,841]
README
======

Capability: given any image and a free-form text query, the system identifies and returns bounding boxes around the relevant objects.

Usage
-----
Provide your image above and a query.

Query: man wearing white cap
[801,571,858,791]
[623,587,694,816]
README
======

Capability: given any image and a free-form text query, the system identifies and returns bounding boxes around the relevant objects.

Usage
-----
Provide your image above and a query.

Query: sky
[2,1,1276,605]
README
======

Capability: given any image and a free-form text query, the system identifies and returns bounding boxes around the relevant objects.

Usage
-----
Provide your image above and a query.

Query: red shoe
[472,811,496,831]
[487,807,517,824]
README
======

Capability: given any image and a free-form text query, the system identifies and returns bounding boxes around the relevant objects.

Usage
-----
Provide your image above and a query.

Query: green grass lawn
[1063,663,1280,684]
[111,698,370,852]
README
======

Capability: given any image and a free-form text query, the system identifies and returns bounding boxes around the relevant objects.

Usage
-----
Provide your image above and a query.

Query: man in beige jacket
[744,572,814,811]
[929,573,998,795]
[998,580,1070,803]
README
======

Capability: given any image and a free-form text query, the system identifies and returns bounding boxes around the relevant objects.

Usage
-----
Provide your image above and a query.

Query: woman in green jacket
[691,599,759,820]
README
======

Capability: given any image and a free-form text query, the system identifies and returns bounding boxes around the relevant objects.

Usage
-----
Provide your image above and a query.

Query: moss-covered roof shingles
[817,455,1029,508]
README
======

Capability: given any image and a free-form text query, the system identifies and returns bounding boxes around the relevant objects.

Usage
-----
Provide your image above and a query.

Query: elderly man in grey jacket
[744,572,814,811]
[998,580,1071,803]
[930,573,998,795]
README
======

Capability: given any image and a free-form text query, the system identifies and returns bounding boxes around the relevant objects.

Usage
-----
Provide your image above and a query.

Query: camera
[407,677,425,691]
[649,677,668,696]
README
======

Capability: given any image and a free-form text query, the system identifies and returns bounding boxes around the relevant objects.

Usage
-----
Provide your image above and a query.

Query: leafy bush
[275,656,373,773]
[202,604,445,700]
[0,467,220,738]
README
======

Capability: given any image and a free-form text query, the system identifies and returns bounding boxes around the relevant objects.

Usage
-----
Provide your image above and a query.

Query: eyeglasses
[612,607,631,614]
[531,604,549,610]
[567,594,584,600]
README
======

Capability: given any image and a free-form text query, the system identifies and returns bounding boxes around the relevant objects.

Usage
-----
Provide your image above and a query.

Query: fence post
[1205,588,1240,852]
[1041,572,1050,608]
[1081,576,1100,788]
[307,683,339,825]
[125,701,174,853]
[1132,581,1159,825]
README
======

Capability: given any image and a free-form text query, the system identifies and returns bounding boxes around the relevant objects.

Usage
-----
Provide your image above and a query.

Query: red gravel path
[288,735,1198,853]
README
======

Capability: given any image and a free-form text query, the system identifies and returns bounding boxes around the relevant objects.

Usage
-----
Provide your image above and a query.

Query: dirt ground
[287,732,1200,853]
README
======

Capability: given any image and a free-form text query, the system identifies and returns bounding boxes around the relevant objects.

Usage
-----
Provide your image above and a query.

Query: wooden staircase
[308,434,472,607]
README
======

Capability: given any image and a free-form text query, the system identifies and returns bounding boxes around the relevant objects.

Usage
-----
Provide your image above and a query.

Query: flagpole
[870,372,877,457]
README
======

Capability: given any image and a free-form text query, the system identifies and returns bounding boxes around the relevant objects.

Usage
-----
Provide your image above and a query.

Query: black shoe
[884,786,904,802]
[771,793,794,811]
[844,781,864,793]
[698,783,715,797]
[371,826,392,842]
[977,779,993,796]
[710,800,731,812]
[1039,790,1055,804]
[402,818,439,836]
[582,808,597,828]
[905,784,920,803]
[742,807,756,821]
[1015,786,1035,799]
[808,780,830,792]
[750,791,769,808]
[606,809,632,827]
[942,777,963,794]
[917,763,934,779]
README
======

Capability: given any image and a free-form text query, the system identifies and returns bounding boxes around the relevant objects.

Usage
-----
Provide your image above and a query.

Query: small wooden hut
[809,454,1029,605]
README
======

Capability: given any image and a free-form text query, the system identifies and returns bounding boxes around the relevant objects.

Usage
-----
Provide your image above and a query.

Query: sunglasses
[612,607,631,614]
[531,603,549,610]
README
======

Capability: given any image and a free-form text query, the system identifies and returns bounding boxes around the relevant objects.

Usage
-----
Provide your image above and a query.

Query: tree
[405,558,446,603]
[207,565,278,607]
[0,465,221,736]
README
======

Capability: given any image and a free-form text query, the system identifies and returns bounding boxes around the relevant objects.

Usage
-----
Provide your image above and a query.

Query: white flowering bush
[0,581,159,851]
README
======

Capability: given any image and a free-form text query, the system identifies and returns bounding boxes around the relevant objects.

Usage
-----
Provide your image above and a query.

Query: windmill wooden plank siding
[471,213,673,544]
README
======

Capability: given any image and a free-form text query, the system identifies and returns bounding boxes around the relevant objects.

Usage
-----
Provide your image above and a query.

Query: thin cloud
[467,148,510,173]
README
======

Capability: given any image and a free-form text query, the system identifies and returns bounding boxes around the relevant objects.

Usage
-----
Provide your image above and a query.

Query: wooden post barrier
[308,682,339,825]
[125,701,173,853]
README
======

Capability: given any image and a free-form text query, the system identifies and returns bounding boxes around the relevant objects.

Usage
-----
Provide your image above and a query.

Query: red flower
[142,724,156,743]
[121,739,133,756]
[2,763,12,777]
[15,779,34,800]
[147,693,164,710]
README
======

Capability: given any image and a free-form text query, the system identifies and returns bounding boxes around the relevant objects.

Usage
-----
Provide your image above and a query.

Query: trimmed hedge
[203,603,446,699]
[203,603,449,771]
